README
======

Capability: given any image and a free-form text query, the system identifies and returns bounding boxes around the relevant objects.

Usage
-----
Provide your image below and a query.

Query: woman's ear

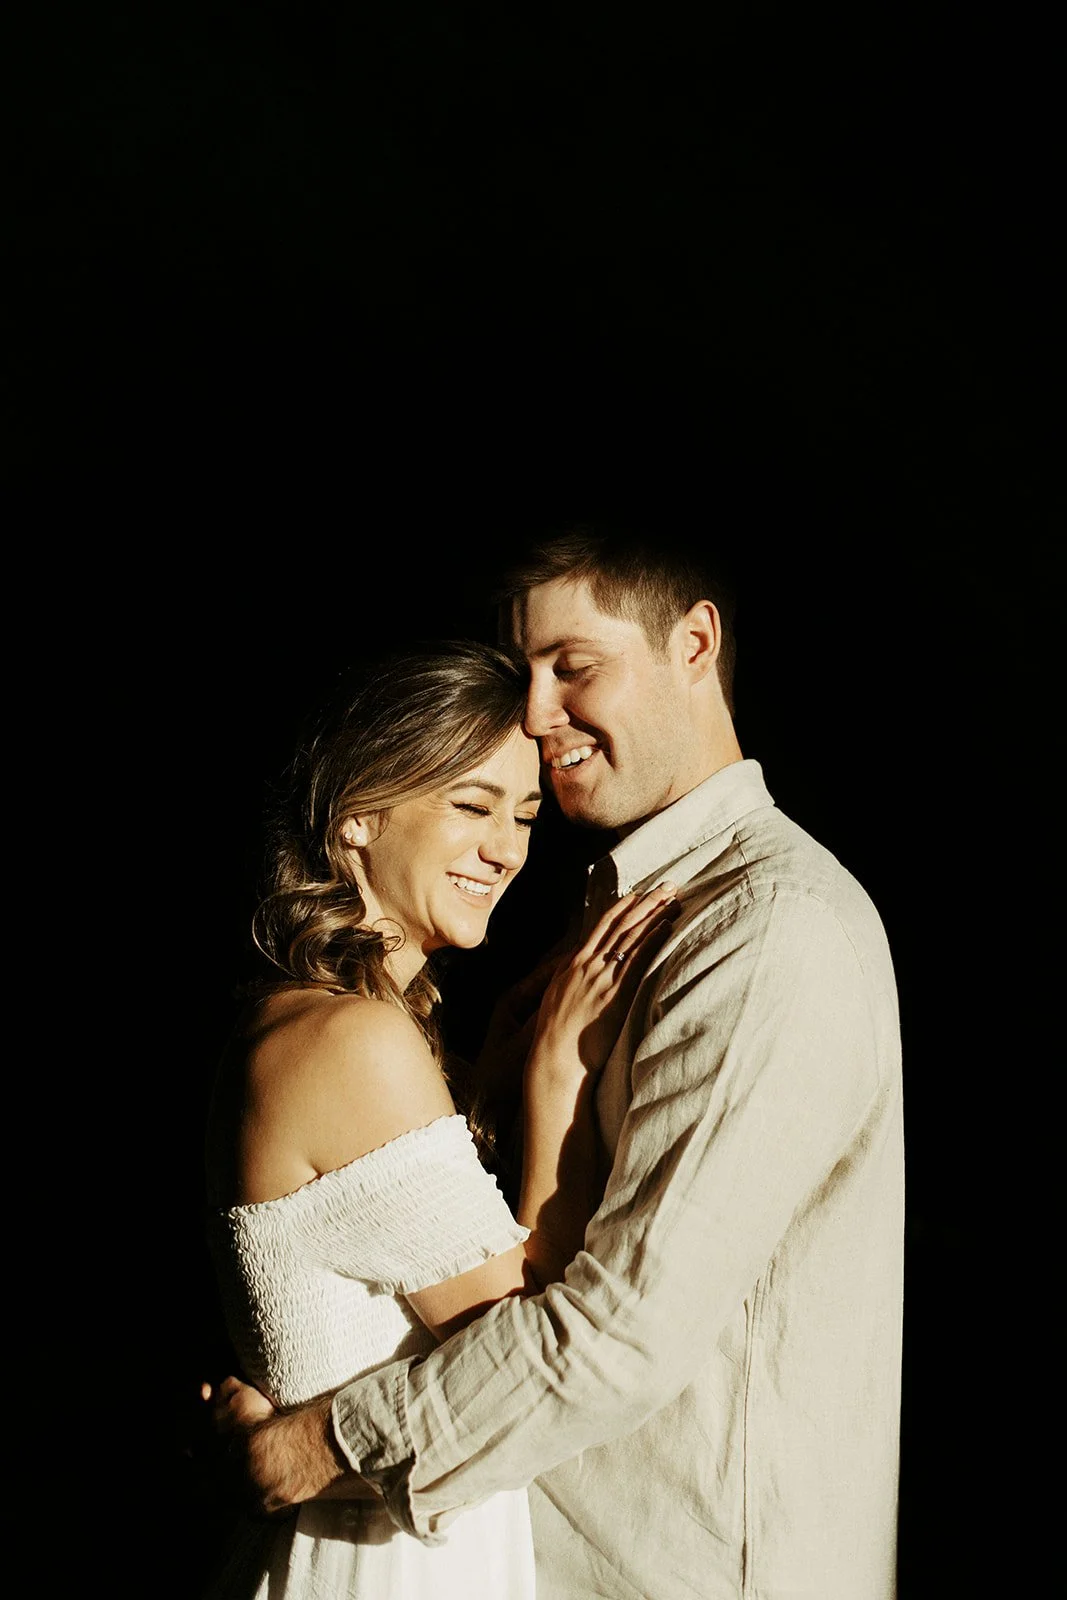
[340,817,373,848]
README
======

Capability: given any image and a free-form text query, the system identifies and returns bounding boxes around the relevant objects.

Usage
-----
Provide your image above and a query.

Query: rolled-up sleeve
[333,886,884,1539]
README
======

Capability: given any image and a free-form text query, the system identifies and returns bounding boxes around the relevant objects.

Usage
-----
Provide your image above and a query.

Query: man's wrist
[321,1392,353,1483]
[250,1393,346,1512]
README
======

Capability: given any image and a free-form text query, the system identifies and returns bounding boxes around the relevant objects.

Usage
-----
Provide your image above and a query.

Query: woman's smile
[353,726,542,986]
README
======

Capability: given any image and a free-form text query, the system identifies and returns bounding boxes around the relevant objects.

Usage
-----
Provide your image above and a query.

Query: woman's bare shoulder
[233,990,455,1196]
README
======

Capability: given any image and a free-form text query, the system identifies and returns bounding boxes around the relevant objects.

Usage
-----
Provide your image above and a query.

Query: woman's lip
[447,873,496,898]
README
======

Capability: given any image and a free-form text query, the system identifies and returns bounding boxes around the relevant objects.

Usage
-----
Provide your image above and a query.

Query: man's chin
[553,785,620,832]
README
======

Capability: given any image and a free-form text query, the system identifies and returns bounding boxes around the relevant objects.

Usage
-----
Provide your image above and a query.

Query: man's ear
[679,600,722,682]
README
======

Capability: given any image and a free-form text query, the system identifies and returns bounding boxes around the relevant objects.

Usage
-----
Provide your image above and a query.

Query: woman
[204,641,675,1598]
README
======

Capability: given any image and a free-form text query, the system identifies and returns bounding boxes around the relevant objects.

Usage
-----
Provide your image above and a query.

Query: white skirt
[205,1486,536,1600]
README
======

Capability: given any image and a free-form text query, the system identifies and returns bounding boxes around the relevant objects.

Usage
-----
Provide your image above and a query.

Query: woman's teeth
[449,875,492,897]
[553,745,596,769]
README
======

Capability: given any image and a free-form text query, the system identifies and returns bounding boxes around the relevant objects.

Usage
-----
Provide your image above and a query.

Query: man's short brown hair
[495,522,738,714]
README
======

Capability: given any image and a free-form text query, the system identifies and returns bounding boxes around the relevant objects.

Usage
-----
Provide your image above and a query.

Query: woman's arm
[515,886,677,1287]
[406,888,676,1331]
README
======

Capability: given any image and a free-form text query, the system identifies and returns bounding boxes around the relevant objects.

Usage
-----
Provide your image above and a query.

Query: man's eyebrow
[445,779,542,804]
[525,635,602,659]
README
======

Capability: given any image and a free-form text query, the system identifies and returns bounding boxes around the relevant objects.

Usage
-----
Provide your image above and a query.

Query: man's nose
[524,674,568,737]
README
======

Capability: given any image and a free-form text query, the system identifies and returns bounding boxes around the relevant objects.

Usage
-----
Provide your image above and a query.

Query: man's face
[512,576,700,832]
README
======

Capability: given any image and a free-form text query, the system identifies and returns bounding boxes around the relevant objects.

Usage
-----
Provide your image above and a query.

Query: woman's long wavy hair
[251,642,529,1080]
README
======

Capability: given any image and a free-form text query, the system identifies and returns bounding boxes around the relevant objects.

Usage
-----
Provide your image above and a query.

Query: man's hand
[208,1374,276,1433]
[204,1376,351,1515]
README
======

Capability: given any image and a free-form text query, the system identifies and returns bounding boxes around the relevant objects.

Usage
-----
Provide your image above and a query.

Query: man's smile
[547,743,600,771]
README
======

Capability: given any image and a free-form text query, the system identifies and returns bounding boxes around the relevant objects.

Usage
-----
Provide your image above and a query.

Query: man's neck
[615,740,745,840]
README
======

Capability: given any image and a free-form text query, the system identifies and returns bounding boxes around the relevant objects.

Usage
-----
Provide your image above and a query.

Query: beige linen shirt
[333,759,904,1599]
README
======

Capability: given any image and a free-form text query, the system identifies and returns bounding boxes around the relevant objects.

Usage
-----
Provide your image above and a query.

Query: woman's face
[354,726,542,979]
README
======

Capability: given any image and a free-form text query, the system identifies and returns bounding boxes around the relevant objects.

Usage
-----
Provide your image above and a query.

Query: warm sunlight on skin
[348,726,543,989]
[511,578,741,833]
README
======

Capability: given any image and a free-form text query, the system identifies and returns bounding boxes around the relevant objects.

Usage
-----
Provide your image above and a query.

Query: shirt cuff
[331,1357,445,1545]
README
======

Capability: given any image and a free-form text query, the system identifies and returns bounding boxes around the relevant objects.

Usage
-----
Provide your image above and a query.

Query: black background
[8,6,1059,1595]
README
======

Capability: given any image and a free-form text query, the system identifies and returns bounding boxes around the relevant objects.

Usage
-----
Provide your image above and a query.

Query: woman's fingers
[529,886,682,1080]
[610,913,676,991]
[587,884,679,965]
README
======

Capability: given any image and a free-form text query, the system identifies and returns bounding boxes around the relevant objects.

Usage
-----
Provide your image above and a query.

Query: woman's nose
[481,819,525,872]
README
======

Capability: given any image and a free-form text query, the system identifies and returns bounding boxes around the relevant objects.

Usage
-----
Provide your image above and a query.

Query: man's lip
[545,743,600,770]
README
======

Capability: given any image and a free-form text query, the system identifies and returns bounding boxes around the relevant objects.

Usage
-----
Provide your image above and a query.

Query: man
[221,527,904,1598]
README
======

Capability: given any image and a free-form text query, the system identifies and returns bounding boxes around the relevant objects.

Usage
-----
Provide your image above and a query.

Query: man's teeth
[450,876,492,897]
[553,745,596,769]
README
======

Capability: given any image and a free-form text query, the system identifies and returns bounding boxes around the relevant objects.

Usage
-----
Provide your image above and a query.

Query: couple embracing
[205,526,903,1600]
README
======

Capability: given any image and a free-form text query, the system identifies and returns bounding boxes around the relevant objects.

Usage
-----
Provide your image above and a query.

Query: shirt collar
[586,758,775,902]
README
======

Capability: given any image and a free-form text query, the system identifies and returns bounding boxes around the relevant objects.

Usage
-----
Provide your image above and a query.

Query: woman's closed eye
[454,803,490,816]
[453,803,537,829]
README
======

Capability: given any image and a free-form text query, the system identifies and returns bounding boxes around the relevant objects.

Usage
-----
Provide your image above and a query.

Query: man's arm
[209,1378,371,1509]
[319,889,892,1540]
[213,892,680,1512]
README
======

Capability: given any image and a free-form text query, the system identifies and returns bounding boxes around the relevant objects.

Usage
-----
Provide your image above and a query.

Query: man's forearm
[247,1392,355,1513]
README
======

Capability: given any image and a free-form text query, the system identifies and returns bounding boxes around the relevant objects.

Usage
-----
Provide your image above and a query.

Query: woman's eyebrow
[446,779,542,804]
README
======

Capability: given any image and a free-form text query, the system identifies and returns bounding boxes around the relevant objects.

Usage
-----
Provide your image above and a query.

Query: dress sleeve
[295,1114,528,1292]
[332,891,891,1539]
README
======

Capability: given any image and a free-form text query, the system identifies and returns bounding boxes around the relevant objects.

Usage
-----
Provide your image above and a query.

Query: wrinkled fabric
[334,761,904,1599]
[207,1116,535,1598]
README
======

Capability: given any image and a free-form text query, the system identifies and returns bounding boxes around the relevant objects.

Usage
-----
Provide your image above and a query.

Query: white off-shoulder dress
[206,1113,536,1599]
